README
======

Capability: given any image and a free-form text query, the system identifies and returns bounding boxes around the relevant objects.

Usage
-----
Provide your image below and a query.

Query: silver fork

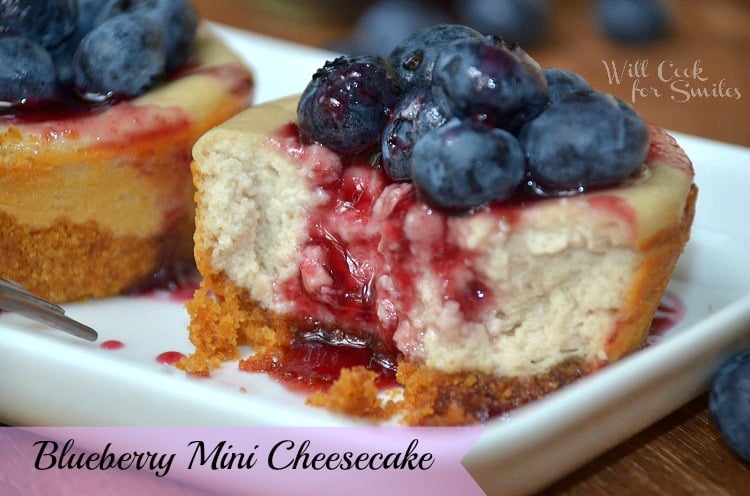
[0,277,98,342]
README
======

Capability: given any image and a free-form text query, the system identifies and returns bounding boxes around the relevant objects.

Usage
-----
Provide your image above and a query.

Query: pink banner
[1,426,485,495]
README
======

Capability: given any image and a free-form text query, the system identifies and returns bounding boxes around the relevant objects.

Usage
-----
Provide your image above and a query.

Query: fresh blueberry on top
[49,29,80,86]
[353,0,450,57]
[710,349,750,462]
[93,0,139,22]
[0,35,59,108]
[594,0,671,44]
[0,0,77,48]
[297,55,401,155]
[76,0,104,34]
[431,36,549,132]
[94,0,198,71]
[455,0,552,46]
[411,119,526,211]
[388,23,483,92]
[544,68,593,103]
[381,85,451,181]
[137,0,198,70]
[73,13,166,101]
[520,91,650,192]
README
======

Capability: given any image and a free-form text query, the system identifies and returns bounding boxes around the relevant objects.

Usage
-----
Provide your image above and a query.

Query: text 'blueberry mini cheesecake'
[181,24,696,425]
[0,0,253,302]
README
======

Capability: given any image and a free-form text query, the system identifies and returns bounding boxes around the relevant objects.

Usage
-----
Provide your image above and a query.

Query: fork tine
[0,279,98,342]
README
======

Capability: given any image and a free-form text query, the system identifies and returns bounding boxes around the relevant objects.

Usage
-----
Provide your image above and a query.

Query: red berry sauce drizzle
[156,351,187,366]
[99,339,124,351]
[250,126,498,392]
[99,339,186,366]
[646,290,686,345]
[0,88,112,123]
[124,256,200,303]
[253,328,398,393]
[1,60,252,124]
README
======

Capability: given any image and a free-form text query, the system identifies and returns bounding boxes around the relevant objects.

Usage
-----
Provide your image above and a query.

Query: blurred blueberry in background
[351,0,450,56]
[594,0,672,43]
[341,0,674,56]
[454,0,552,46]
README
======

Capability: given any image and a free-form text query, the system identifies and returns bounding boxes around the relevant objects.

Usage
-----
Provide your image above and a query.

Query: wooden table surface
[193,1,750,494]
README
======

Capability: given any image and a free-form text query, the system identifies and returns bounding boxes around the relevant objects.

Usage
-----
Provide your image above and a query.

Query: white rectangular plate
[1,24,749,495]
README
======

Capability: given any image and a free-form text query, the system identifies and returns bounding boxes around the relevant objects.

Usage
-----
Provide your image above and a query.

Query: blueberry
[411,119,525,211]
[455,0,552,46]
[520,91,650,192]
[73,13,166,101]
[381,86,450,181]
[0,0,77,48]
[353,0,450,57]
[51,0,128,87]
[50,0,107,87]
[710,349,750,462]
[544,68,593,103]
[77,0,107,34]
[0,35,58,110]
[137,0,198,70]
[297,55,401,155]
[93,0,140,23]
[594,0,671,43]
[431,36,549,132]
[95,0,198,70]
[49,27,85,86]
[0,35,58,108]
[388,23,483,92]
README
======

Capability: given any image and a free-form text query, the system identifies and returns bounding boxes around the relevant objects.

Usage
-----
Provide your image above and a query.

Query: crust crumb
[307,366,398,421]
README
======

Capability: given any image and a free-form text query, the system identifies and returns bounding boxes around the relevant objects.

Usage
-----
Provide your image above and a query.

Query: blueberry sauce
[646,291,686,345]
[124,255,199,299]
[1,63,250,124]
[99,339,124,350]
[100,340,186,367]
[156,351,185,366]
[274,124,497,351]
[241,327,397,393]
[0,88,113,123]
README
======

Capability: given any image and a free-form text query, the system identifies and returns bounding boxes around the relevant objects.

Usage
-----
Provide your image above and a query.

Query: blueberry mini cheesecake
[0,0,253,302]
[181,25,696,425]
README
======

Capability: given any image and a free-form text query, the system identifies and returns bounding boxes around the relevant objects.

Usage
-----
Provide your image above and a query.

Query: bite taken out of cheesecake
[0,15,253,302]
[180,25,696,425]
